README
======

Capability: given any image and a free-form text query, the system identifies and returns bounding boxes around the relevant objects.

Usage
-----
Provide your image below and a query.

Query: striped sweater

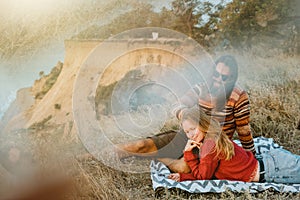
[172,84,256,154]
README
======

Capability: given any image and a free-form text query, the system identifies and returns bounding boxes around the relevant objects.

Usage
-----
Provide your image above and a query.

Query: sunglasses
[213,70,230,81]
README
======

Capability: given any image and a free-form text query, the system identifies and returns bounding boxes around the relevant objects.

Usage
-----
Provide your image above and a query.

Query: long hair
[181,106,235,160]
[213,55,238,111]
[215,55,238,84]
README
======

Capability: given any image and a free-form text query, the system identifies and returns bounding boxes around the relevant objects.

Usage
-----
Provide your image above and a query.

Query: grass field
[2,49,298,199]
[0,1,299,199]
[74,50,300,199]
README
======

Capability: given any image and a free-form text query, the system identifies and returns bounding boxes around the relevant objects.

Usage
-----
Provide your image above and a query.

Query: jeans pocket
[262,152,276,182]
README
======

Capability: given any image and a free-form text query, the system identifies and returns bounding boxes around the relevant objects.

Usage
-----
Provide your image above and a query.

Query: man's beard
[209,81,234,110]
[210,82,226,98]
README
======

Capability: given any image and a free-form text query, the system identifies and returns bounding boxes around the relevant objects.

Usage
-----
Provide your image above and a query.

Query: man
[116,55,256,173]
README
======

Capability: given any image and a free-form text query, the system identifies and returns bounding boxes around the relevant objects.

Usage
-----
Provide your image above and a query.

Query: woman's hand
[168,173,180,182]
[184,139,202,151]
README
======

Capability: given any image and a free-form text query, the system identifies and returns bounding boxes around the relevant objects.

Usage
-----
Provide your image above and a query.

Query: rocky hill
[0,40,100,135]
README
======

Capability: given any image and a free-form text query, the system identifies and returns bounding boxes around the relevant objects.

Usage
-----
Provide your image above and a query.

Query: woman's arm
[180,140,219,181]
[169,172,197,181]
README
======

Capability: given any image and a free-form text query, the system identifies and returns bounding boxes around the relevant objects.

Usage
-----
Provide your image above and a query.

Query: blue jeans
[261,148,300,183]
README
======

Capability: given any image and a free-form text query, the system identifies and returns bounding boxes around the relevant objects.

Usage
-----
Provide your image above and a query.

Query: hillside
[0,40,100,135]
[1,36,299,199]
[0,0,299,199]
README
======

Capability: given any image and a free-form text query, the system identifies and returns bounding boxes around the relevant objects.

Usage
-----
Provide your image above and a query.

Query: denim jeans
[261,148,300,183]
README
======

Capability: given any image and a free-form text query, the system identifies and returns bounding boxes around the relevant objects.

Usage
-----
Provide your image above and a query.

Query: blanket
[150,137,300,193]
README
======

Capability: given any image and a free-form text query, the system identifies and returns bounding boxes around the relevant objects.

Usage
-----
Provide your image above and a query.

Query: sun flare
[4,0,75,17]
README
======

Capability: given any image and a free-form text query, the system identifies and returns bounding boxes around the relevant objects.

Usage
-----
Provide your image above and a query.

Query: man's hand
[178,108,187,120]
[168,173,180,182]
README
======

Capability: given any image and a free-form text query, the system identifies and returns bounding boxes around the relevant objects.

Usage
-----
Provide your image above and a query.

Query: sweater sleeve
[179,173,198,181]
[172,85,201,119]
[233,91,256,155]
[180,140,219,181]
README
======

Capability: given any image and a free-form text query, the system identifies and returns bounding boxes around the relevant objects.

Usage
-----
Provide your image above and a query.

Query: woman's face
[182,119,206,143]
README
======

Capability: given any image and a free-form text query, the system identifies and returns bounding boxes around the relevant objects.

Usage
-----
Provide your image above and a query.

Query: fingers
[168,173,180,182]
[190,143,197,148]
[187,140,195,146]
[188,139,201,145]
[190,140,201,145]
[185,139,202,151]
[184,143,197,151]
[191,142,201,149]
[190,140,202,148]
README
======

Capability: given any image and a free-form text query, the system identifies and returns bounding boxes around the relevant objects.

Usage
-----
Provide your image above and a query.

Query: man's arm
[234,91,256,154]
[172,85,202,119]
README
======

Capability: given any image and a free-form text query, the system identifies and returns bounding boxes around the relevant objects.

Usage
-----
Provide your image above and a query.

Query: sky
[0,0,106,118]
[0,0,232,118]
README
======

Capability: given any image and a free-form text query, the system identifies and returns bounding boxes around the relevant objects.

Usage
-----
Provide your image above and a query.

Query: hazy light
[2,0,78,17]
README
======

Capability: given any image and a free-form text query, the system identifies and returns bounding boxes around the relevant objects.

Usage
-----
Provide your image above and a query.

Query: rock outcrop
[0,40,101,134]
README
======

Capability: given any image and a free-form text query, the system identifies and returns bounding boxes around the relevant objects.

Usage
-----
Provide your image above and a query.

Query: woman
[168,107,300,183]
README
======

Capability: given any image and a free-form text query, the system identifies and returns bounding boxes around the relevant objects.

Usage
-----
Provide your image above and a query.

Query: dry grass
[236,52,300,155]
[1,1,300,199]
[2,50,299,199]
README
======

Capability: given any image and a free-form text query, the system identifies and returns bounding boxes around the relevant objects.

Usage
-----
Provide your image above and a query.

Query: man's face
[211,62,231,95]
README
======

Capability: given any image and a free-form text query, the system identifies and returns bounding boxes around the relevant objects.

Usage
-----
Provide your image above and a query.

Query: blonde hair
[181,106,234,160]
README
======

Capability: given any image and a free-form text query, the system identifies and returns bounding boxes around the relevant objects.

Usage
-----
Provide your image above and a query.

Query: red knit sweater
[179,139,257,182]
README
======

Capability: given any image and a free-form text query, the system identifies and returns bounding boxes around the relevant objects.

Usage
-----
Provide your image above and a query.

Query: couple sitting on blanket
[117,55,300,184]
[168,106,300,183]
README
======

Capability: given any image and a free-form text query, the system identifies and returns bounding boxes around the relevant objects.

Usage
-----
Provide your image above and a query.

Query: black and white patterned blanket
[150,137,300,193]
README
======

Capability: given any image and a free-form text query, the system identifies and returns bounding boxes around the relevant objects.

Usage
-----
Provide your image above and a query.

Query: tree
[216,0,289,47]
[74,2,162,39]
[170,0,202,37]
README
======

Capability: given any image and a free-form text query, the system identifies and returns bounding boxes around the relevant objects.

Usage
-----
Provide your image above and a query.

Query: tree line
[73,0,290,51]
